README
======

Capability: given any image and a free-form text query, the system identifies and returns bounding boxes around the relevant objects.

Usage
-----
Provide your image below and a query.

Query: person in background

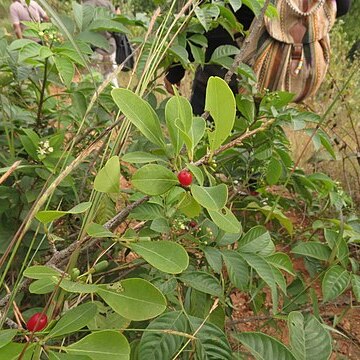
[9,0,49,40]
[83,0,119,87]
[165,0,352,115]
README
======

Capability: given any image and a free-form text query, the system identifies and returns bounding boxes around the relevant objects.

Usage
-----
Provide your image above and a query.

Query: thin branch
[224,0,270,83]
[193,118,276,167]
[0,160,21,185]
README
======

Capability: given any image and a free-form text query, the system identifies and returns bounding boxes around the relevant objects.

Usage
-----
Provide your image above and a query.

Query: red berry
[26,312,48,332]
[189,220,197,228]
[177,170,192,186]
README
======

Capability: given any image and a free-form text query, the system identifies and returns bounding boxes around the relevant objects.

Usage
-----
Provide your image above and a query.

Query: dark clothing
[166,0,351,115]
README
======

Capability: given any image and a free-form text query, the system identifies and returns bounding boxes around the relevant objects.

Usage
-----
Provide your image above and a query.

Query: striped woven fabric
[243,0,337,102]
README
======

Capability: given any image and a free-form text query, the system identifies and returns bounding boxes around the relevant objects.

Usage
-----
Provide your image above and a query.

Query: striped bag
[243,0,337,102]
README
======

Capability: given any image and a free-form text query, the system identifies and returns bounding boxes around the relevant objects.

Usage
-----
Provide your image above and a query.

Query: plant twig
[0,160,21,185]
[224,0,270,83]
[193,118,276,167]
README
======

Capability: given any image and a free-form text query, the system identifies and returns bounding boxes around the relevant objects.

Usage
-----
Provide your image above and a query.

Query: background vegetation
[0,1,359,359]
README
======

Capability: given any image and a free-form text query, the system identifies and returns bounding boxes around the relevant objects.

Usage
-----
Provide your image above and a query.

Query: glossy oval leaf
[29,277,57,294]
[122,152,164,164]
[112,88,165,149]
[222,249,249,290]
[48,303,97,338]
[288,311,332,360]
[266,158,282,185]
[189,316,232,360]
[266,252,295,275]
[191,184,228,210]
[352,274,360,302]
[23,265,61,279]
[239,226,271,253]
[132,164,178,196]
[130,241,188,274]
[97,278,166,321]
[138,311,188,360]
[179,271,222,297]
[0,343,34,360]
[322,265,350,302]
[58,279,98,294]
[233,332,296,360]
[94,156,120,193]
[86,223,117,238]
[67,330,130,360]
[292,242,331,261]
[49,351,91,360]
[205,77,236,152]
[0,330,18,349]
[208,207,241,234]
[165,96,192,154]
[239,253,276,291]
[36,202,92,224]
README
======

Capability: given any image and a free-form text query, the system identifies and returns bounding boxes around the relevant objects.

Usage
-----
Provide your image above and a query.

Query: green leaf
[49,351,91,360]
[204,247,223,273]
[58,279,98,294]
[129,241,189,274]
[130,203,163,221]
[29,277,57,294]
[179,271,222,297]
[169,45,189,65]
[86,223,117,238]
[266,158,282,185]
[0,330,18,349]
[189,117,206,157]
[236,95,255,122]
[266,253,295,275]
[48,303,97,338]
[178,192,202,218]
[292,242,331,261]
[272,266,287,294]
[77,31,109,51]
[88,19,130,34]
[191,184,227,211]
[322,265,350,302]
[188,316,232,359]
[208,207,242,234]
[0,343,34,360]
[97,278,166,321]
[233,332,296,360]
[138,311,188,360]
[238,226,272,254]
[112,89,165,149]
[186,163,204,186]
[205,77,236,152]
[239,253,276,291]
[122,152,164,164]
[132,164,178,196]
[288,311,332,360]
[210,45,239,62]
[67,330,130,360]
[36,202,92,224]
[94,156,120,193]
[352,274,360,301]
[165,96,192,154]
[324,229,349,267]
[54,56,74,88]
[221,249,249,290]
[23,265,61,279]
[247,203,293,235]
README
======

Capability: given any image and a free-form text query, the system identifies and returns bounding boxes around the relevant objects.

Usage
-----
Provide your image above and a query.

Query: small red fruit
[177,170,192,186]
[188,220,197,228]
[26,312,48,332]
